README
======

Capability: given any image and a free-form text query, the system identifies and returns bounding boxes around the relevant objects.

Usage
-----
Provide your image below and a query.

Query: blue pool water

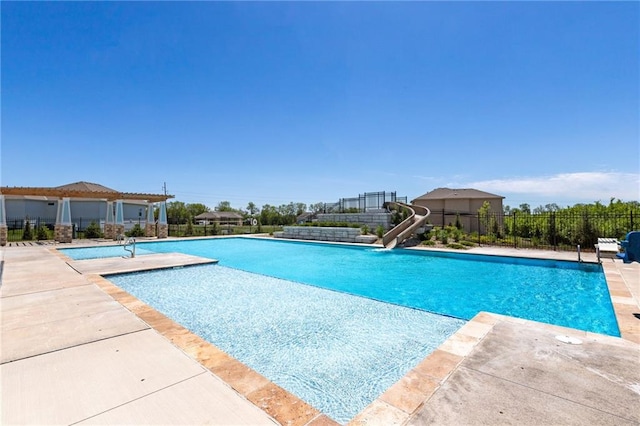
[63,237,619,336]
[108,265,465,424]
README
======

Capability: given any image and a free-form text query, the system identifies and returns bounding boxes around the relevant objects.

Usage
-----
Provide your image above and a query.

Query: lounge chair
[616,231,640,263]
[595,238,620,262]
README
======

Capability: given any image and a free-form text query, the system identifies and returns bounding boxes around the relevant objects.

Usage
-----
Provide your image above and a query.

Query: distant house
[194,211,243,226]
[411,188,504,232]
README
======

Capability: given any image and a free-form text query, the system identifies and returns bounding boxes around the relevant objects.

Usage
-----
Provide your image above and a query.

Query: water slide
[382,202,431,249]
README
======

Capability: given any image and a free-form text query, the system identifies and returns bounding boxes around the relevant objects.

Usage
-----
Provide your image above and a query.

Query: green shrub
[460,240,476,247]
[446,242,467,250]
[422,240,436,246]
[126,224,145,237]
[185,218,194,236]
[22,220,33,240]
[376,225,385,238]
[36,225,50,241]
[84,221,103,239]
[361,225,369,235]
[455,213,463,230]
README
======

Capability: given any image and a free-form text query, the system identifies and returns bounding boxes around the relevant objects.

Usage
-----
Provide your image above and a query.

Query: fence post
[513,212,517,248]
[551,212,557,250]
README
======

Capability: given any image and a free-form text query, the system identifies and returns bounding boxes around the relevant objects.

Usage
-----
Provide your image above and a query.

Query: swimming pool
[63,237,619,336]
[62,237,619,423]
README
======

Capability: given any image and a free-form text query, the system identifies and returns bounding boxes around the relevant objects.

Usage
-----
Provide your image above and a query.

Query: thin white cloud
[411,175,437,181]
[467,172,640,203]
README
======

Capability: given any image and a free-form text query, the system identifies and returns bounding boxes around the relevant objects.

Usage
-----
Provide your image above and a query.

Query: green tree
[246,202,259,216]
[295,203,307,216]
[167,201,188,224]
[22,219,33,240]
[216,201,234,212]
[519,203,531,214]
[185,215,194,236]
[187,203,209,218]
[478,201,501,239]
[36,225,49,241]
[260,204,279,225]
[309,202,325,213]
[455,213,462,230]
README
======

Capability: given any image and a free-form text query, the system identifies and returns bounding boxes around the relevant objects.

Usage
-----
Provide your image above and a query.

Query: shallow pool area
[107,264,465,424]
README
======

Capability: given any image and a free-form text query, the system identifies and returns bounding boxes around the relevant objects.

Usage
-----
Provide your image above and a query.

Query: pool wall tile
[601,261,640,344]
[456,320,494,339]
[470,311,503,325]
[436,331,482,357]
[306,414,342,426]
[211,357,272,396]
[246,382,321,426]
[413,349,464,381]
[348,399,409,426]
[378,369,439,414]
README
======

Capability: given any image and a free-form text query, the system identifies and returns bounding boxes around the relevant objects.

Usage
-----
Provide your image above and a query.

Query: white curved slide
[382,202,431,249]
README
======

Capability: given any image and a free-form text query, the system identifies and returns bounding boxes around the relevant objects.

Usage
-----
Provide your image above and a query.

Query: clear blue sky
[2,1,638,210]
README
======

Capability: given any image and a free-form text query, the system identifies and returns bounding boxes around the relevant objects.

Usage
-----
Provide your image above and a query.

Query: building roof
[412,188,504,202]
[0,181,173,202]
[55,181,119,193]
[194,211,244,220]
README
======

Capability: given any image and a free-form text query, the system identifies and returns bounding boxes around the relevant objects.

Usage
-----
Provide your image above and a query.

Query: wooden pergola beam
[0,187,173,202]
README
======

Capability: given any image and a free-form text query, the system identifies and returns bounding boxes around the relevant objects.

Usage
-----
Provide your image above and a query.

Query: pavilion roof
[0,181,173,202]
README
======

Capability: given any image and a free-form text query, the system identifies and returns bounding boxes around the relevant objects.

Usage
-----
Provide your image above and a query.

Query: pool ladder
[124,237,136,258]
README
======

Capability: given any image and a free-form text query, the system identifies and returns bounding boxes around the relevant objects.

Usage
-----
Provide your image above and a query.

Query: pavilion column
[145,202,156,237]
[114,200,125,238]
[104,201,115,239]
[0,195,7,246]
[157,201,168,238]
[54,197,73,243]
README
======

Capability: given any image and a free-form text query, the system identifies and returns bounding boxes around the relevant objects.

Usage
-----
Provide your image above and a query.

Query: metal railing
[321,191,409,213]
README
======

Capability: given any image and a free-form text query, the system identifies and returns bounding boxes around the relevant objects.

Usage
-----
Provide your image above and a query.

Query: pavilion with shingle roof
[0,181,174,245]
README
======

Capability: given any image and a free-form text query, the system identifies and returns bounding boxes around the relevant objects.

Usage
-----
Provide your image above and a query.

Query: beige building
[411,188,504,233]
[194,211,244,226]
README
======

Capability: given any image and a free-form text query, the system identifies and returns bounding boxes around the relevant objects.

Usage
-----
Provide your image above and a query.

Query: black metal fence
[6,210,637,252]
[167,223,283,237]
[429,210,636,251]
[5,216,104,242]
[323,191,408,213]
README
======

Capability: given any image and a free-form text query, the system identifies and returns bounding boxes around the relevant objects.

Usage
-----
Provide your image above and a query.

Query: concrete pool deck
[1,238,639,425]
